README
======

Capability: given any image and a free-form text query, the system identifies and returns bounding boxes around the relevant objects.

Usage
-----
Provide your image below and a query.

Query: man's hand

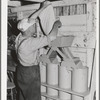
[54,20,62,28]
[49,20,62,41]
[40,1,51,9]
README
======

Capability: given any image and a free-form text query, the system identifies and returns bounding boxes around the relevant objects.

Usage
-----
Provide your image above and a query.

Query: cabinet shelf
[41,92,60,100]
[41,82,90,97]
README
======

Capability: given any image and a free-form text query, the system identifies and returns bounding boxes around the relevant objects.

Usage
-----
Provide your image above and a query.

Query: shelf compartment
[41,82,90,97]
[41,92,60,100]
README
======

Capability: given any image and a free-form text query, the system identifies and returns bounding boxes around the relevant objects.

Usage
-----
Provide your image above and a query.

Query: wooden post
[87,2,96,32]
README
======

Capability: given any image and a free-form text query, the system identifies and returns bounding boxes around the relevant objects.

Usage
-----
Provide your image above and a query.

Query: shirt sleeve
[15,33,22,52]
[25,36,50,51]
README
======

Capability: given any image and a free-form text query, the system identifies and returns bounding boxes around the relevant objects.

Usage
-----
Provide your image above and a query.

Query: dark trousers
[16,64,41,100]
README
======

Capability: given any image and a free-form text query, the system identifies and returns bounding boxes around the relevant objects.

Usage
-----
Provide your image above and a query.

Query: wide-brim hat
[17,18,36,32]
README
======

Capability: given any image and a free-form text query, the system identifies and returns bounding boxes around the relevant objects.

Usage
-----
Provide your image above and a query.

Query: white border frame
[96,0,99,100]
[1,0,99,100]
[1,0,7,100]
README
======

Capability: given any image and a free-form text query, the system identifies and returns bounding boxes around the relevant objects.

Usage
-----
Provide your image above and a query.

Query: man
[15,1,62,100]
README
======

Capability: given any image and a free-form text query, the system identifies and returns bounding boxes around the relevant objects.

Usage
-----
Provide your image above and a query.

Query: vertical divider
[47,63,59,100]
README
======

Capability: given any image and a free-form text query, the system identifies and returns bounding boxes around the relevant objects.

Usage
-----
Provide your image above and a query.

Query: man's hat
[17,18,36,32]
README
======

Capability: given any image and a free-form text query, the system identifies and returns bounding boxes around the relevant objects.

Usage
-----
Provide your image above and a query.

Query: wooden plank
[59,15,87,26]
[54,4,87,16]
[8,1,21,7]
[41,92,60,100]
[83,4,87,14]
[92,2,96,32]
[69,47,87,66]
[41,83,90,97]
[84,48,96,100]
[86,49,95,88]
[51,36,74,47]
[11,4,40,12]
[91,0,97,3]
[24,0,45,2]
[87,2,93,31]
[11,0,89,13]
[10,0,96,13]
[59,25,87,32]
[71,34,95,48]
[63,6,69,15]
[58,31,88,36]
[58,32,96,48]
[52,0,89,7]
[58,31,95,38]
[77,4,81,14]
[59,15,87,30]
[53,7,57,16]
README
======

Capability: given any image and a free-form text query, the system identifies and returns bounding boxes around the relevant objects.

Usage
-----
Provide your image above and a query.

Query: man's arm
[28,20,62,51]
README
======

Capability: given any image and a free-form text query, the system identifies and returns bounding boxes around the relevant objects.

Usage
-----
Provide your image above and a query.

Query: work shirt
[15,33,50,66]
